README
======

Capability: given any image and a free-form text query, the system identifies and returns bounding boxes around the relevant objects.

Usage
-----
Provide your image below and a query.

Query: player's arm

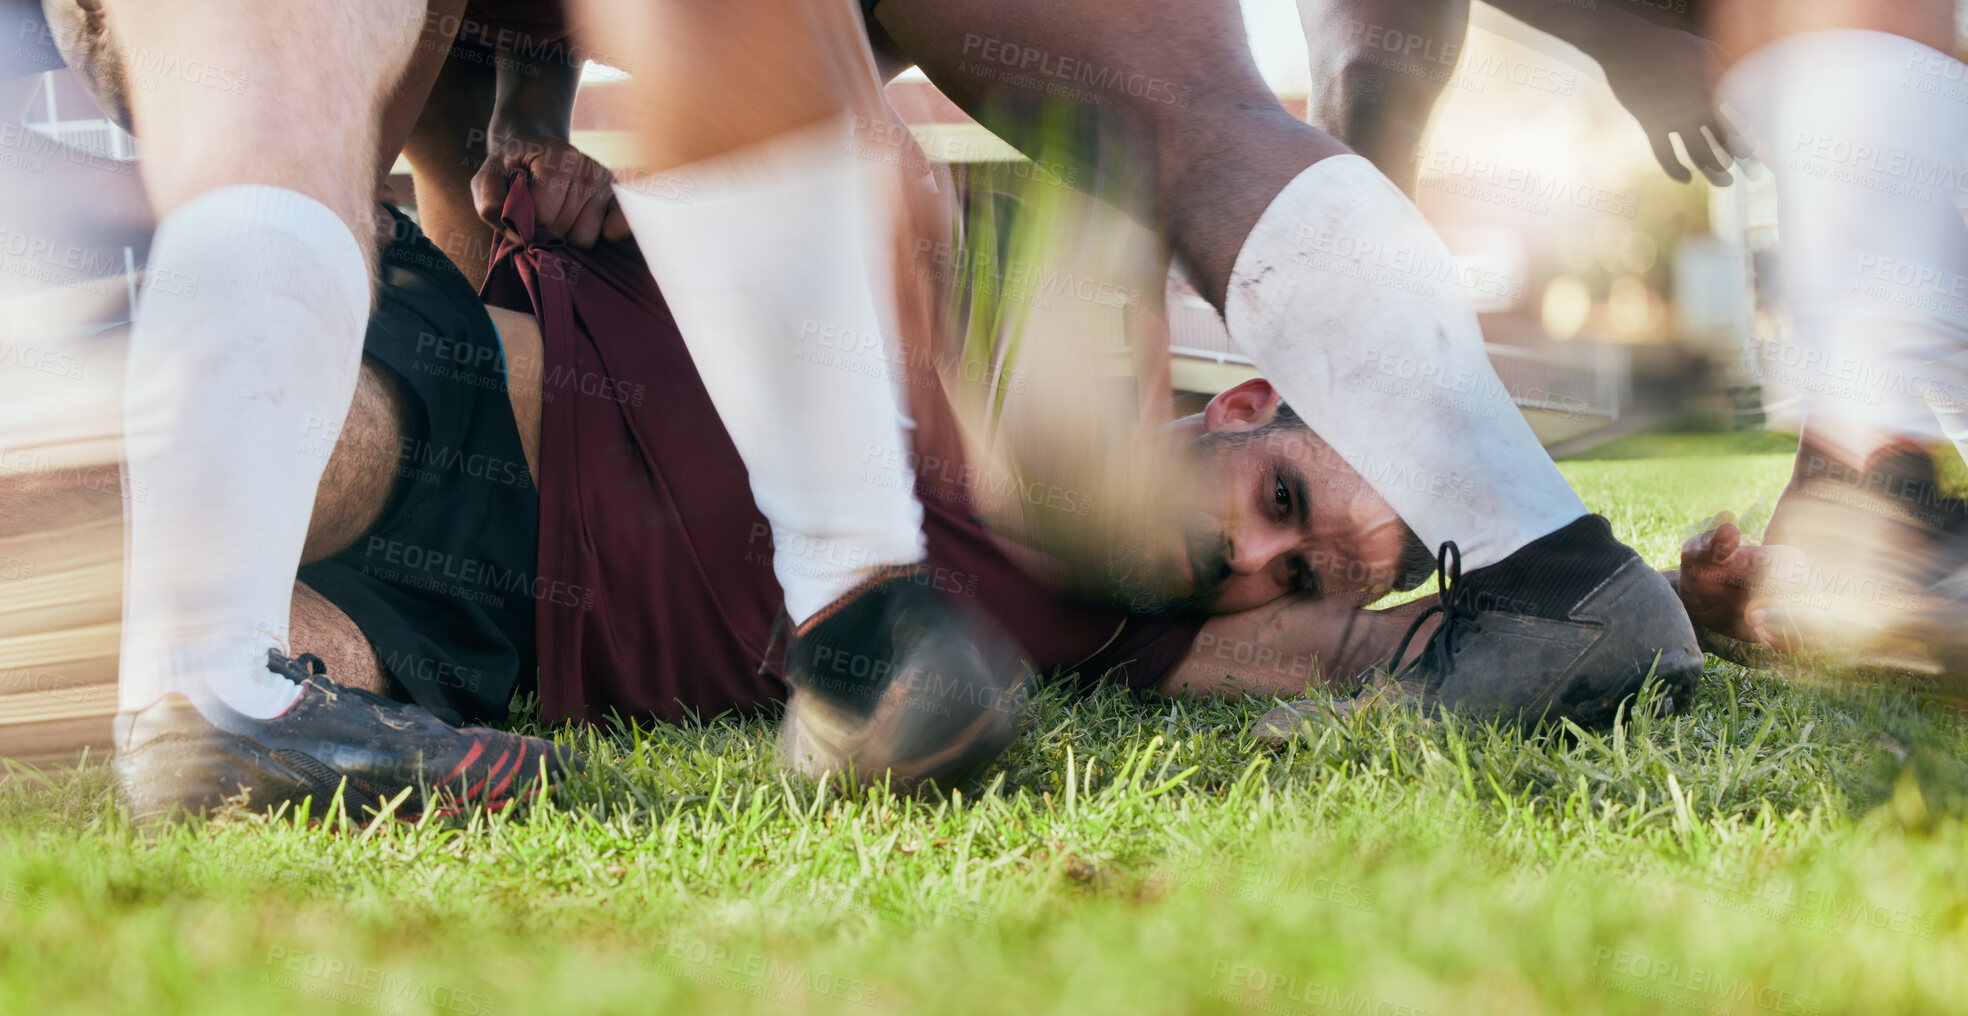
[471,46,628,248]
[1477,0,1746,183]
[1161,522,1796,700]
[1156,595,1439,700]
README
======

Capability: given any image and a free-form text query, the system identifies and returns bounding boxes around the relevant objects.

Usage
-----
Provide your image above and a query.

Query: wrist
[487,117,572,151]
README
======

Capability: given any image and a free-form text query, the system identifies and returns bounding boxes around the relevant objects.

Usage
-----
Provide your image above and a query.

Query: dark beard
[1102,519,1224,614]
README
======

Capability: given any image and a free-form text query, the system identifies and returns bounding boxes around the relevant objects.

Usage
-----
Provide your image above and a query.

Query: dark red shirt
[481,178,1204,726]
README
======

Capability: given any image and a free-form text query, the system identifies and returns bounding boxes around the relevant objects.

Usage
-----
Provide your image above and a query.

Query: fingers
[533,164,576,237]
[567,187,611,249]
[1648,130,1693,184]
[1681,527,1715,567]
[1688,124,1734,185]
[471,157,513,231]
[601,203,631,243]
[1706,522,1741,563]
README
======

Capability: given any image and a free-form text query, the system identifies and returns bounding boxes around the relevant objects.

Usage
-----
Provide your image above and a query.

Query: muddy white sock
[1225,155,1586,568]
[120,186,368,718]
[614,113,924,624]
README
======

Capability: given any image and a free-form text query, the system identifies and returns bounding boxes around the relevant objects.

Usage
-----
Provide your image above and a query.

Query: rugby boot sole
[779,569,1027,790]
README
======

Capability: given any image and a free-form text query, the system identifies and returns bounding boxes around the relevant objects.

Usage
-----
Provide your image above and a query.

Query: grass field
[6,431,1968,1016]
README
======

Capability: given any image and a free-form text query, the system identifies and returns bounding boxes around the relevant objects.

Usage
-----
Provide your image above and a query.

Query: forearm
[1158,595,1440,700]
[488,49,582,145]
[1479,0,1653,62]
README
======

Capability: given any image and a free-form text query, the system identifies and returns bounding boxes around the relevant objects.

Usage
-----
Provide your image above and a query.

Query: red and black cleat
[114,651,580,825]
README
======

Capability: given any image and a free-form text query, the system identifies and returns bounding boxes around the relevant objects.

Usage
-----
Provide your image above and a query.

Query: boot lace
[1386,542,1484,683]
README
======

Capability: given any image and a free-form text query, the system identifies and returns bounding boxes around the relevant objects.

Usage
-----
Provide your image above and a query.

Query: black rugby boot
[115,651,580,825]
[778,567,1027,790]
[1373,515,1702,729]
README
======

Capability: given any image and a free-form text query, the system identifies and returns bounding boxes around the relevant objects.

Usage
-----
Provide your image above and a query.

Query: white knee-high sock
[119,186,368,718]
[613,114,925,624]
[1720,30,1968,458]
[1225,155,1586,568]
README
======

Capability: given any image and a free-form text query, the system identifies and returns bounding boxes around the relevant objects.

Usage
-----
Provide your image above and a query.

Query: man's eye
[1274,477,1292,515]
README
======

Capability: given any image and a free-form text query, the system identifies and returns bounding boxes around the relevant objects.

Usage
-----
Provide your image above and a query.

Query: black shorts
[296,207,539,726]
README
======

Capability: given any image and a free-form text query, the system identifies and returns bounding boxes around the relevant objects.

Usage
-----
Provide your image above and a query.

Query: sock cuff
[615,110,860,209]
[1457,514,1633,619]
[147,185,368,319]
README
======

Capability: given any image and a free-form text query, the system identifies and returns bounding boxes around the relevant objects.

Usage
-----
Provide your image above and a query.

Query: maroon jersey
[480,177,1204,726]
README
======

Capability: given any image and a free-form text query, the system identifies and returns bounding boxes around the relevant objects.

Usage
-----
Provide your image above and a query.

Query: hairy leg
[289,583,387,694]
[574,0,934,623]
[94,0,420,716]
[301,360,409,564]
[1295,0,1469,195]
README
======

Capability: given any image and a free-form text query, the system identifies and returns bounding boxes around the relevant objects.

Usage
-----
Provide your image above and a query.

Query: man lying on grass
[14,177,1775,788]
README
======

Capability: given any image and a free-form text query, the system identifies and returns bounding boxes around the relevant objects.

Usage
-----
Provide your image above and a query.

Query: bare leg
[94,0,420,717]
[1296,0,1469,196]
[872,0,1345,309]
[573,0,932,622]
[402,48,498,287]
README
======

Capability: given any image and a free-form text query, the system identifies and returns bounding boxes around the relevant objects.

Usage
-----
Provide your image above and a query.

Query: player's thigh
[571,0,881,169]
[95,0,424,221]
[869,0,1272,157]
[1296,0,1470,86]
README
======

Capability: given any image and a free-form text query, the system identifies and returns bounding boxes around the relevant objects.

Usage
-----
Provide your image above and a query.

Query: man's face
[1107,383,1434,614]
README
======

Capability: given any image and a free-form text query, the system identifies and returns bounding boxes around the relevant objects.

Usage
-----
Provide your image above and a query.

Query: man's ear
[1202,378,1282,433]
